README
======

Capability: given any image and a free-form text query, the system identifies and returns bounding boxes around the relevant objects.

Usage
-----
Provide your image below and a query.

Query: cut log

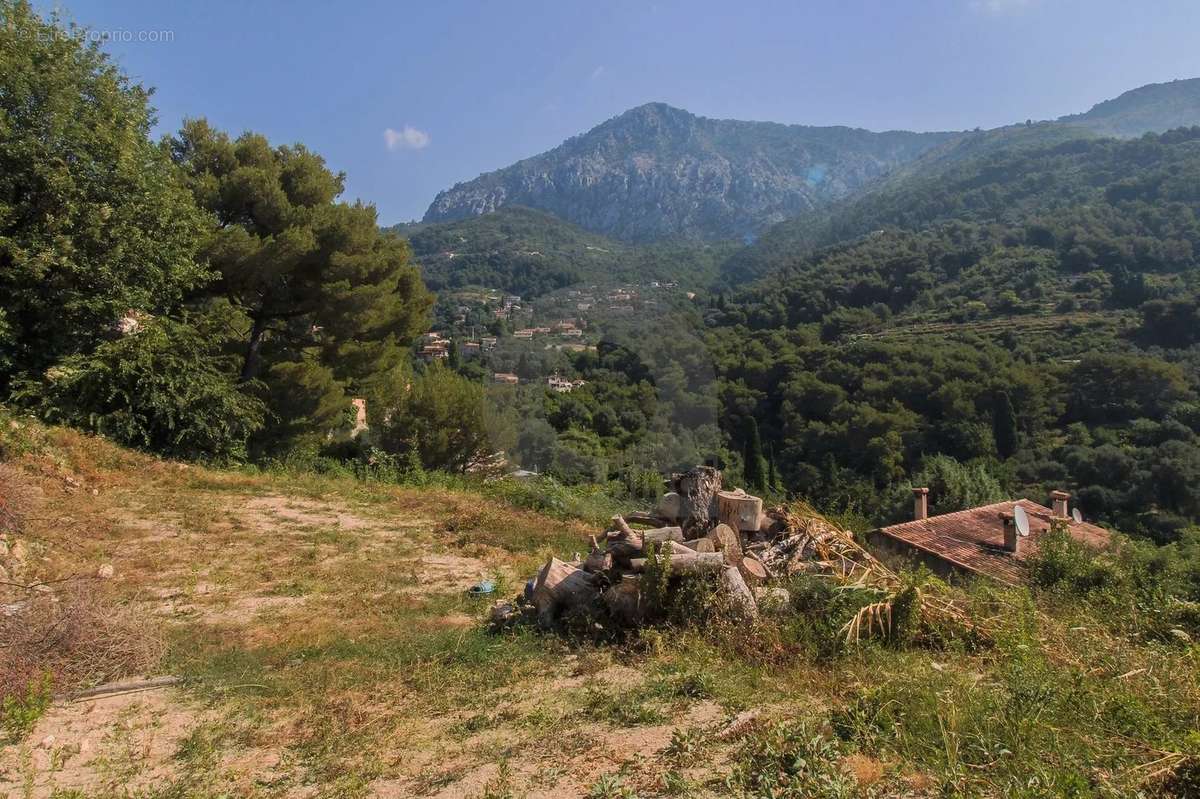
[625,511,670,527]
[602,574,643,626]
[628,551,726,574]
[606,515,644,561]
[719,566,758,617]
[741,555,769,582]
[656,492,683,522]
[707,523,743,568]
[682,537,715,553]
[717,490,764,533]
[583,549,613,573]
[641,526,685,545]
[669,466,723,535]
[532,557,597,627]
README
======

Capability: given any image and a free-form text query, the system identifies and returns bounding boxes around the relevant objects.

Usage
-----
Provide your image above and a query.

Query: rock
[757,587,791,607]
[1170,628,1192,643]
[97,563,115,579]
[38,734,56,749]
[10,539,28,562]
[718,709,762,740]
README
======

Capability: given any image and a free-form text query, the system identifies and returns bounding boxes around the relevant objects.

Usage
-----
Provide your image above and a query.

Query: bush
[1026,526,1130,601]
[17,318,264,460]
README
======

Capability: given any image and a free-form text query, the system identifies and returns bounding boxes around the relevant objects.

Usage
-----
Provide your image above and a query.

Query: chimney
[913,487,929,521]
[1001,513,1020,553]
[1051,490,1070,518]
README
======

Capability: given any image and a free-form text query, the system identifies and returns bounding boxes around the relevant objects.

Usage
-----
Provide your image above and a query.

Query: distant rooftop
[874,499,1112,585]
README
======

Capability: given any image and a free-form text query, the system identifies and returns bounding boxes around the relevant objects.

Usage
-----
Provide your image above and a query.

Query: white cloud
[591,65,605,80]
[383,125,430,151]
[971,0,1037,13]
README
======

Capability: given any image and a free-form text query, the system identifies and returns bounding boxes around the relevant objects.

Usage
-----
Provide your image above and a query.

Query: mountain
[423,103,957,242]
[1059,78,1200,138]
[391,206,737,298]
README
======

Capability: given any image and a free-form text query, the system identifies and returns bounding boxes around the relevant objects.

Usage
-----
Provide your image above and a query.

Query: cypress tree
[743,417,768,492]
[993,391,1019,459]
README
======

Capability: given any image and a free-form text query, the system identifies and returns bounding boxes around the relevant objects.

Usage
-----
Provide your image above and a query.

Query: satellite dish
[1014,505,1030,537]
[1072,508,1083,524]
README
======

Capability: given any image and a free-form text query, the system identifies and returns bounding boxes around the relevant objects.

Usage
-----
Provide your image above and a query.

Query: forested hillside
[392,206,736,298]
[707,127,1200,541]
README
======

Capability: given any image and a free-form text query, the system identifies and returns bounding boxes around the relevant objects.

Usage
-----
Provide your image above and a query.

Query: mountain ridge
[421,79,1200,243]
[423,102,957,242]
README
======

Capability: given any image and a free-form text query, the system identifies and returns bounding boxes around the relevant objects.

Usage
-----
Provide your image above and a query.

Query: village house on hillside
[868,489,1112,585]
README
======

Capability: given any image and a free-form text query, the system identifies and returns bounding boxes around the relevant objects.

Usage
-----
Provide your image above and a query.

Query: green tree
[742,417,768,492]
[20,318,265,460]
[169,119,432,446]
[0,1,209,390]
[993,391,1019,459]
[375,365,492,473]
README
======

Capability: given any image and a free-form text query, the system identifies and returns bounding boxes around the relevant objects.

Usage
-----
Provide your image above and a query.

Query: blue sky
[50,0,1200,225]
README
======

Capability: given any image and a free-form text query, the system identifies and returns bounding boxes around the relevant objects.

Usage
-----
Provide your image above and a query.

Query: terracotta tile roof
[874,499,1113,585]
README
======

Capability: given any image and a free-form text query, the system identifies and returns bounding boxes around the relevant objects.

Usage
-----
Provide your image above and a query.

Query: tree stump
[669,466,723,535]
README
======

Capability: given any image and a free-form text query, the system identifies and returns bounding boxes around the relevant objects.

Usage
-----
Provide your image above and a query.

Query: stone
[97,563,115,579]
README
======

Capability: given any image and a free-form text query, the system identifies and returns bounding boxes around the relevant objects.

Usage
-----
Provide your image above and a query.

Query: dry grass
[0,582,165,699]
[2,414,1198,797]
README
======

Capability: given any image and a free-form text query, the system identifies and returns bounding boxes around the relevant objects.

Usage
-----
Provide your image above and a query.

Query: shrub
[17,318,265,460]
[1026,526,1130,601]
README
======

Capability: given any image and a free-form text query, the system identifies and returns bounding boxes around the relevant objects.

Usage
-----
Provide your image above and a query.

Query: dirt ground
[0,442,766,798]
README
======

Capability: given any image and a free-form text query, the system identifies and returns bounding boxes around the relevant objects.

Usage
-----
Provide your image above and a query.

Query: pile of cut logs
[491,466,796,632]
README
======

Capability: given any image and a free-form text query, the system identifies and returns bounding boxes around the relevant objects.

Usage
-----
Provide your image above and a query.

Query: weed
[588,772,637,799]
[1,672,52,743]
[725,719,856,799]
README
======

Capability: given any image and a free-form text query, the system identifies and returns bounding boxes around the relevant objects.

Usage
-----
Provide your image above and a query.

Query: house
[419,339,449,361]
[492,372,520,385]
[868,490,1112,585]
[480,336,498,350]
[513,329,534,340]
[547,375,587,393]
[461,341,481,356]
[562,328,583,337]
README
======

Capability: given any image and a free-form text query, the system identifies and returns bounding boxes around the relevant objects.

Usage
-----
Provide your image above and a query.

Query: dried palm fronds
[779,502,991,647]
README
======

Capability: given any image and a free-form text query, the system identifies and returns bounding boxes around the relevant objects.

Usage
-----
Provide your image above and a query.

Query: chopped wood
[707,523,743,568]
[670,466,723,535]
[625,511,670,527]
[583,549,612,573]
[719,566,757,617]
[717,490,764,533]
[628,551,727,574]
[741,555,769,582]
[682,537,715,553]
[533,557,597,627]
[641,526,685,545]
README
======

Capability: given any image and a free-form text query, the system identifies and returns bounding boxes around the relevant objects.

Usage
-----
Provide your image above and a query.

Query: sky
[46,0,1200,225]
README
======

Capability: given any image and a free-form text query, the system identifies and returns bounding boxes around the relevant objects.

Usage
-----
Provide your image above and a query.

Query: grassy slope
[1,413,1198,798]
